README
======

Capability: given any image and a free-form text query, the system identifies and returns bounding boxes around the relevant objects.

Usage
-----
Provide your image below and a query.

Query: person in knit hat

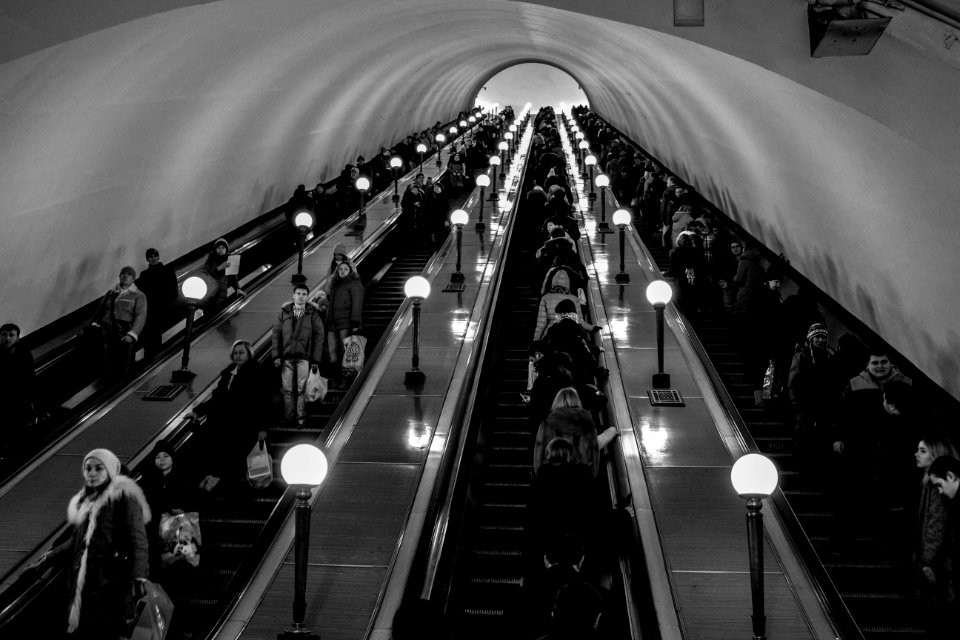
[202,237,245,309]
[328,242,349,275]
[26,448,150,639]
[786,323,835,467]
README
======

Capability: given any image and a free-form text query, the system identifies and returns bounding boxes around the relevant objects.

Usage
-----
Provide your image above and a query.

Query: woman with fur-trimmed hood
[29,448,150,639]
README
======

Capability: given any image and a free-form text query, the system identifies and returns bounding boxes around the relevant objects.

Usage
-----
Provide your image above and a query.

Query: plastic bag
[304,366,327,402]
[342,335,367,374]
[124,580,174,640]
[159,512,201,568]
[761,360,778,400]
[246,434,273,489]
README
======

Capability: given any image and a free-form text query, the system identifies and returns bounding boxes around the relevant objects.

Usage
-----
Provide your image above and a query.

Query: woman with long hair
[28,449,150,639]
[325,257,364,384]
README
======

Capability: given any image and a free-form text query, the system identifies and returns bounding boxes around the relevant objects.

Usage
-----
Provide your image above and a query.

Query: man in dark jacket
[89,266,148,377]
[928,455,960,632]
[271,283,325,425]
[0,323,36,459]
[136,248,179,360]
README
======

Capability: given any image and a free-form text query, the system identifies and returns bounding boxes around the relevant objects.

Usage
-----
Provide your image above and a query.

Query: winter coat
[537,318,599,384]
[787,345,837,424]
[732,250,765,317]
[194,359,271,428]
[91,285,148,340]
[0,343,35,418]
[136,263,179,314]
[533,407,600,477]
[534,270,592,342]
[916,479,951,601]
[670,209,694,247]
[45,476,150,637]
[271,301,325,363]
[838,367,912,446]
[327,276,364,331]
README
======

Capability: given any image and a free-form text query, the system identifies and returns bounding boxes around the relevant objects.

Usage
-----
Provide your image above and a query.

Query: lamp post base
[615,272,630,284]
[404,370,426,387]
[475,221,486,231]
[652,372,671,389]
[392,194,400,204]
[171,368,196,383]
[278,624,320,639]
[597,221,612,233]
[588,192,597,201]
[450,272,465,284]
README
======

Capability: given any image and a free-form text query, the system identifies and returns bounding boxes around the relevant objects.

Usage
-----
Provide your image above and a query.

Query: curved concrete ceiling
[2,0,959,395]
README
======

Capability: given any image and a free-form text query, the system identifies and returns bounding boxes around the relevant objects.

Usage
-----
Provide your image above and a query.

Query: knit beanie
[332,243,348,258]
[83,448,121,479]
[214,238,229,251]
[151,440,176,461]
[806,323,828,342]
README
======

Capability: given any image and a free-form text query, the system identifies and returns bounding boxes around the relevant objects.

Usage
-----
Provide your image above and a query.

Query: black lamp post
[416,143,427,173]
[354,176,370,230]
[731,453,779,640]
[644,278,674,388]
[475,174,490,230]
[498,141,509,170]
[277,444,328,640]
[450,209,468,283]
[508,124,518,152]
[390,156,403,204]
[613,209,632,285]
[595,174,611,232]
[434,133,446,170]
[578,141,588,175]
[586,154,597,200]
[404,276,431,386]
[171,276,208,383]
[488,156,500,200]
[293,211,315,283]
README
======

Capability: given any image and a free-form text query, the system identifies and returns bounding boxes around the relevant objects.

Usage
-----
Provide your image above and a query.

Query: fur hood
[68,474,152,527]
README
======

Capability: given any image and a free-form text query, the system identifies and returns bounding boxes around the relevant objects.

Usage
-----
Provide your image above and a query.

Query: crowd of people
[571,104,960,636]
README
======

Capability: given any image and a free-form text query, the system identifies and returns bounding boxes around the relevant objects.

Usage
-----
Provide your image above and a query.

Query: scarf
[292,304,305,320]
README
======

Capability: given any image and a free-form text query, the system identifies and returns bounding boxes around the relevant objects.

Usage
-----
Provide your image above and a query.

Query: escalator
[642,237,923,639]
[0,182,469,640]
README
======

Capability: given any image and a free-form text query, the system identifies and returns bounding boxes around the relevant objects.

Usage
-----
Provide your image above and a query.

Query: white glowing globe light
[390,156,403,169]
[508,124,517,132]
[355,177,370,191]
[489,155,501,167]
[468,116,476,123]
[585,155,597,166]
[580,141,590,150]
[280,444,328,486]
[476,174,491,188]
[294,211,314,229]
[435,133,446,143]
[182,276,208,301]
[416,143,427,154]
[731,453,779,497]
[505,132,514,140]
[612,209,632,227]
[448,126,458,136]
[571,125,580,133]
[595,174,610,189]
[474,112,482,118]
[514,118,522,126]
[498,141,508,151]
[404,276,431,300]
[575,132,584,140]
[450,209,469,226]
[645,279,673,306]
[459,120,468,128]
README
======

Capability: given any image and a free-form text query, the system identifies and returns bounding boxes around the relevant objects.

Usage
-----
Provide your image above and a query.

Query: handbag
[341,334,367,374]
[124,580,174,640]
[304,366,328,402]
[246,434,273,489]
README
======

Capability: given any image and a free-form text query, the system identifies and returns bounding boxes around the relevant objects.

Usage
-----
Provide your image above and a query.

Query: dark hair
[293,282,310,293]
[0,323,20,336]
[928,456,960,481]
[145,248,159,259]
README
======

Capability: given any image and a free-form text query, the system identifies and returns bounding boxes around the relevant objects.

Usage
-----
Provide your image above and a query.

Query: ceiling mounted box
[808,4,892,57]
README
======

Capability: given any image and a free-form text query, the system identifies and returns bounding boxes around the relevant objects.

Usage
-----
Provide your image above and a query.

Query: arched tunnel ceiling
[2,0,960,395]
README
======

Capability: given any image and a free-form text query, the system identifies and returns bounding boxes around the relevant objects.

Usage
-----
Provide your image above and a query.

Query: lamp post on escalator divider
[171,276,208,383]
[488,156,501,200]
[595,174,611,233]
[459,119,468,129]
[434,133,446,170]
[277,443,328,640]
[585,155,597,200]
[731,453,779,640]
[390,156,403,204]
[475,174,490,230]
[450,209,468,285]
[416,143,427,173]
[498,141,509,174]
[354,176,370,231]
[578,140,589,174]
[644,278,673,387]
[613,209,632,285]
[404,276,431,387]
[508,124,518,152]
[293,211,315,283]
[504,133,514,164]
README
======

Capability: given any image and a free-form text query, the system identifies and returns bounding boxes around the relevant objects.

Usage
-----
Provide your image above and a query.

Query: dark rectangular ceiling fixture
[809,2,892,57]
[674,0,705,26]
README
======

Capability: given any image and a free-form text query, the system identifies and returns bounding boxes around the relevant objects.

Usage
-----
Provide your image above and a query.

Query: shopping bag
[341,335,367,374]
[159,512,201,568]
[761,360,778,401]
[246,435,273,489]
[304,366,327,402]
[124,580,174,640]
